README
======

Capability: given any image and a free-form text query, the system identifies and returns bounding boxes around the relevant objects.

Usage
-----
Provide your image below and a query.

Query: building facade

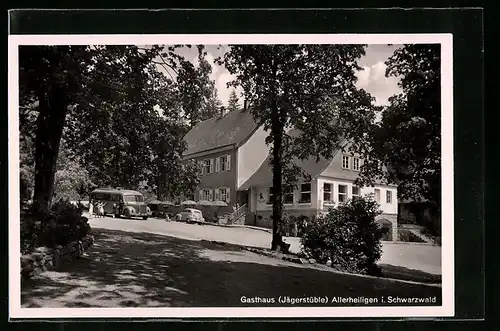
[183,109,398,240]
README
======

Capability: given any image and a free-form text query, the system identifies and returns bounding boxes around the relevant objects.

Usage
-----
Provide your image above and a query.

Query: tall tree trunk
[271,106,284,251]
[32,85,68,215]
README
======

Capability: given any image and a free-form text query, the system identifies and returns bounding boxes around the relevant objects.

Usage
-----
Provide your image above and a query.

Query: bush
[398,229,425,243]
[20,198,91,254]
[301,196,385,275]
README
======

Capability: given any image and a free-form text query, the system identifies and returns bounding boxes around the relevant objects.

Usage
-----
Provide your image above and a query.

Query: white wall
[236,126,269,189]
[253,180,318,212]
[317,177,398,215]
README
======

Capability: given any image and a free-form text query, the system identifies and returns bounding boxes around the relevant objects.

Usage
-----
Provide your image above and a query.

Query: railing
[229,203,248,223]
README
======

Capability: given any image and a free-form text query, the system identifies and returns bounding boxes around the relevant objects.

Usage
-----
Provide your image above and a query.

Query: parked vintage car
[89,188,150,220]
[177,208,205,224]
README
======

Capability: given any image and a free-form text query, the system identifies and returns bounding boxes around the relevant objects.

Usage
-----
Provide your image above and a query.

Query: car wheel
[124,209,131,219]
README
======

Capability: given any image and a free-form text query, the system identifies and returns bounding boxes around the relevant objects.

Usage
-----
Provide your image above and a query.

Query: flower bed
[21,235,94,280]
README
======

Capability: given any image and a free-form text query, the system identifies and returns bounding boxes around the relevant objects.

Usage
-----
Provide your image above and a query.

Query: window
[342,155,350,169]
[352,157,360,171]
[338,185,347,203]
[300,183,311,203]
[284,186,294,204]
[221,155,230,171]
[386,190,392,204]
[374,188,381,203]
[221,156,227,171]
[204,159,211,174]
[219,187,227,202]
[267,187,274,204]
[124,195,144,202]
[203,189,211,201]
[352,186,361,197]
[323,183,332,203]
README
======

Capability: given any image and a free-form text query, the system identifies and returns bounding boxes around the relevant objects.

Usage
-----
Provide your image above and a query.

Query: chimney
[243,99,248,111]
[219,106,226,117]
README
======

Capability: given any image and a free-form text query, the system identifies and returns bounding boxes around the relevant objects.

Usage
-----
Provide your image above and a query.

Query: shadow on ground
[22,229,442,308]
[380,264,441,284]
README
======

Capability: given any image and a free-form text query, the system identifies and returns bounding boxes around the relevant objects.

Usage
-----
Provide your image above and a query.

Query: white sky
[157,44,402,108]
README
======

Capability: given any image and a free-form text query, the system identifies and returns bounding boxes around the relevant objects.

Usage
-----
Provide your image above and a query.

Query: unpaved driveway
[87,215,442,275]
[22,228,441,308]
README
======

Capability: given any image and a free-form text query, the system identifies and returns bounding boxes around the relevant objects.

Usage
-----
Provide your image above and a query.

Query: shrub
[301,196,385,275]
[20,198,91,254]
[398,229,426,243]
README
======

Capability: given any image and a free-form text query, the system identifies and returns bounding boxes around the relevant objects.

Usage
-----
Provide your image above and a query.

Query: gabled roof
[184,109,259,156]
[239,129,340,190]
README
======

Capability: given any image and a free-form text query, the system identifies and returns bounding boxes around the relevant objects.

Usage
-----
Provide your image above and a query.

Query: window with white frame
[342,155,350,169]
[352,157,360,171]
[220,155,229,171]
[386,190,392,204]
[219,187,227,202]
[338,184,347,203]
[300,183,311,203]
[267,187,274,204]
[284,186,294,204]
[352,186,361,197]
[374,188,381,203]
[323,183,333,203]
[203,159,211,174]
[203,189,211,201]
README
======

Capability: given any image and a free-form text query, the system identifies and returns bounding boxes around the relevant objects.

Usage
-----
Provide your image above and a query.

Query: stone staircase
[227,203,248,225]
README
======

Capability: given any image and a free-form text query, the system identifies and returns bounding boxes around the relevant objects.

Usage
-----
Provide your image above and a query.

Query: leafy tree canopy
[19,45,203,213]
[217,45,376,249]
[356,44,441,216]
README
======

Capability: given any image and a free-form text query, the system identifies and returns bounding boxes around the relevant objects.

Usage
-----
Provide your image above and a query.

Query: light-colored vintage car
[177,208,205,224]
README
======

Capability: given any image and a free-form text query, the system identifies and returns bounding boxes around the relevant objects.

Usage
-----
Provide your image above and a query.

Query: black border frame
[5,7,485,328]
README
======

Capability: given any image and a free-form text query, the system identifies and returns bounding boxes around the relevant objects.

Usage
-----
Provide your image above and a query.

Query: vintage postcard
[9,33,453,319]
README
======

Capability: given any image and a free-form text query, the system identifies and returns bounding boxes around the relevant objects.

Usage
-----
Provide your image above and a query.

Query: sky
[163,44,402,108]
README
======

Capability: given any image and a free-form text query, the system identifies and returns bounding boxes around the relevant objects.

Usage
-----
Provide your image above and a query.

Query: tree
[204,85,224,117]
[53,139,95,201]
[356,44,441,223]
[218,45,375,250]
[176,45,220,126]
[227,89,240,112]
[19,45,183,215]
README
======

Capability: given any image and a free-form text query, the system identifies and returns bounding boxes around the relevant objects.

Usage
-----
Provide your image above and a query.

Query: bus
[89,188,150,220]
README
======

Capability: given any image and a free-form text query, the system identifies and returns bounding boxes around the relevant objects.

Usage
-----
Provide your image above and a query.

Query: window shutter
[209,189,214,201]
[226,188,231,203]
[215,157,220,172]
[210,159,214,173]
[214,188,220,201]
[227,155,231,170]
[199,190,203,201]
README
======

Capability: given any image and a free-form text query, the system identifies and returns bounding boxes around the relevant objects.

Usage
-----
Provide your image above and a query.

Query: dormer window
[352,157,360,171]
[342,155,350,169]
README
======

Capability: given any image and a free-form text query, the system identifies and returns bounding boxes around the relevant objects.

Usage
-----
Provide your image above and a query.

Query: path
[87,214,442,275]
[22,228,441,308]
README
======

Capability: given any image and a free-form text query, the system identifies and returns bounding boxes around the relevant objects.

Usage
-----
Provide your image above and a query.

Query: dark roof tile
[184,110,259,156]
